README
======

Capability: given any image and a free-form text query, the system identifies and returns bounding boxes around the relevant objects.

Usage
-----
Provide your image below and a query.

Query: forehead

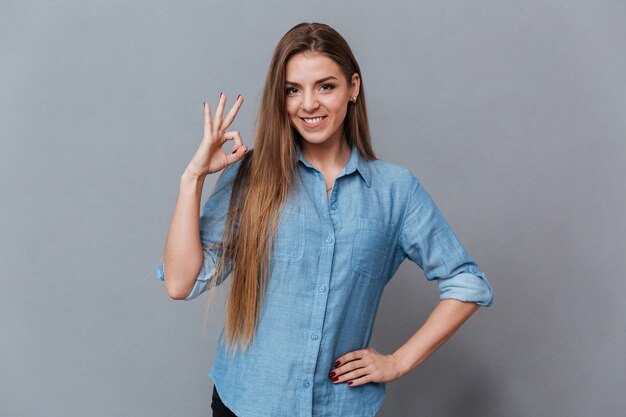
[285,51,343,81]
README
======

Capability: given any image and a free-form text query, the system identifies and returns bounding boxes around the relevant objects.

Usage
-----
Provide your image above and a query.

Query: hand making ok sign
[185,92,248,178]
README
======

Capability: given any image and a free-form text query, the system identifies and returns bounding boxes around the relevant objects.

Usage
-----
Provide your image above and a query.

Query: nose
[301,90,320,112]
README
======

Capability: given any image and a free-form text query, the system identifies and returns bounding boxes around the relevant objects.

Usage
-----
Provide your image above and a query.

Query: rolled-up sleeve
[155,161,240,301]
[397,173,493,307]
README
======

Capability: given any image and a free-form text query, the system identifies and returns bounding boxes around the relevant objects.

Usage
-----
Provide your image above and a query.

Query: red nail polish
[329,371,335,377]
[335,360,341,366]
[348,381,353,386]
[332,377,339,382]
[220,91,223,97]
[237,94,241,100]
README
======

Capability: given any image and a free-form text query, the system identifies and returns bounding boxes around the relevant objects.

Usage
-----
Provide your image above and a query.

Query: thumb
[225,144,248,165]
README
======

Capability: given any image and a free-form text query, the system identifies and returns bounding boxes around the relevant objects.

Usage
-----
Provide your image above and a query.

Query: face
[284,51,360,148]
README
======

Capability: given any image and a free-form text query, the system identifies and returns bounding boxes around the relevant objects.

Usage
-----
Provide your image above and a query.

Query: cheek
[326,98,348,121]
[285,101,299,119]
[325,95,347,111]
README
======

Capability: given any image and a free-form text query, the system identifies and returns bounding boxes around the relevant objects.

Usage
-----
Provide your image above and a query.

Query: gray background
[1,1,624,416]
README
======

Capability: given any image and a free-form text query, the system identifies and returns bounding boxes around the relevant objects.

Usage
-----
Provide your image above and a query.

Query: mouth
[300,116,327,127]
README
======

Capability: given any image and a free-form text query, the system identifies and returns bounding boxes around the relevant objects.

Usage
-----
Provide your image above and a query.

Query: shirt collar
[295,140,371,187]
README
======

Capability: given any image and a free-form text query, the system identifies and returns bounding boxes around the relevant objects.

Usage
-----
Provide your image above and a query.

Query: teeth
[303,117,324,123]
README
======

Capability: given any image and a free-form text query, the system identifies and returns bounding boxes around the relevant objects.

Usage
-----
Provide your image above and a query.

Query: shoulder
[366,158,421,190]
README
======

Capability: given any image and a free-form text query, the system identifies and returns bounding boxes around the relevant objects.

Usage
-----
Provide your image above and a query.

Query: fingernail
[348,381,353,386]
[329,371,336,378]
[332,377,339,382]
[237,94,241,100]
[335,360,341,366]
[220,91,223,98]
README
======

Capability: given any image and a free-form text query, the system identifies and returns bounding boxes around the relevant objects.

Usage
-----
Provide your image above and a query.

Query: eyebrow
[285,76,338,87]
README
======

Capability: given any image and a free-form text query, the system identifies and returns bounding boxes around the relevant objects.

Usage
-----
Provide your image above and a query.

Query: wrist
[181,168,206,183]
[180,169,206,192]
[391,349,415,377]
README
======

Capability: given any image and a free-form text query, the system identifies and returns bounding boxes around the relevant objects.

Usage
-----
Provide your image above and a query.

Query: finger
[224,141,248,165]
[220,94,244,131]
[204,101,213,135]
[213,92,226,132]
[223,130,244,150]
[347,374,371,387]
[331,358,365,380]
[334,350,363,368]
[333,366,367,384]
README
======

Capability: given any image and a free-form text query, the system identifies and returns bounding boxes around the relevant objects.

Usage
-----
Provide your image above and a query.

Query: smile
[300,116,327,127]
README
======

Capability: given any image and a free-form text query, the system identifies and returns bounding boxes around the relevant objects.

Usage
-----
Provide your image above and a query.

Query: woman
[156,22,493,417]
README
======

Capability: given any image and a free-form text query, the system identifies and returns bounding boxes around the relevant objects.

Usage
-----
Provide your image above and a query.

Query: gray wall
[2,1,624,416]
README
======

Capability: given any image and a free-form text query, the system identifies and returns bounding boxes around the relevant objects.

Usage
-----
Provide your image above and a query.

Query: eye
[285,86,298,95]
[320,83,335,91]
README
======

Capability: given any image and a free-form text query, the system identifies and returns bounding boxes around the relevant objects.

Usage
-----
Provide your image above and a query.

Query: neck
[300,135,351,172]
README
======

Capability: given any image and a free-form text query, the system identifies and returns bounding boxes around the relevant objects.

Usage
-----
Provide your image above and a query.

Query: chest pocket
[270,206,305,263]
[351,217,393,279]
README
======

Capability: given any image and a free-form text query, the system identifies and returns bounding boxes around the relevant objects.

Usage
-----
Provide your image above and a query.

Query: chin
[299,135,326,143]
[295,130,326,144]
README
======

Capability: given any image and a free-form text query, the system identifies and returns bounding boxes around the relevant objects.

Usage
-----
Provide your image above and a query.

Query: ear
[350,72,360,98]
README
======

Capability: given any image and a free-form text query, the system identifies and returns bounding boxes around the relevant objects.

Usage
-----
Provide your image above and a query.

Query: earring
[350,96,357,103]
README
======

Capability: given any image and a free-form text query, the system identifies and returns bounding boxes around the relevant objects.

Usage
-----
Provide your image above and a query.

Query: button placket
[301,167,337,406]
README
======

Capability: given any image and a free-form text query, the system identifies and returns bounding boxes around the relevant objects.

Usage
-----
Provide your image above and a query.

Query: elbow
[167,288,191,301]
[163,274,193,301]
[160,259,201,300]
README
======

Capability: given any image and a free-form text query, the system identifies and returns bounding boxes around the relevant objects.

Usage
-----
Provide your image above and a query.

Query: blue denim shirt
[155,140,493,417]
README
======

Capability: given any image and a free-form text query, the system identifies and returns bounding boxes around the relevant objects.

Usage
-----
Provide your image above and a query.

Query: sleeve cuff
[438,272,494,307]
[156,263,164,281]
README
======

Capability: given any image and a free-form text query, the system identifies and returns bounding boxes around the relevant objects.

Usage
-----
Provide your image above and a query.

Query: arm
[329,172,492,386]
[381,173,491,377]
[162,170,206,300]
[392,298,480,375]
[330,299,480,386]
[159,94,247,300]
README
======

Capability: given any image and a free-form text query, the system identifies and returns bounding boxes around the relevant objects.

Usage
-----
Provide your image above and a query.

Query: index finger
[220,94,244,131]
[333,350,362,368]
[213,92,227,129]
[204,101,213,134]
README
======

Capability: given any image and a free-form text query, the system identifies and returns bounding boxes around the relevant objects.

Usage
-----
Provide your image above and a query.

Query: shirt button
[331,203,337,210]
[311,333,318,341]
[303,381,310,388]
[325,236,333,244]
[470,266,479,274]
[319,285,326,292]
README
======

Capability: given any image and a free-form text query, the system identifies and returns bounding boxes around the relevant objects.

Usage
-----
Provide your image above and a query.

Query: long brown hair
[204,22,378,356]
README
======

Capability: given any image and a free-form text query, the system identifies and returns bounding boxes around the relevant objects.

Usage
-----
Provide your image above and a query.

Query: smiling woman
[155,21,493,417]
[284,57,359,146]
